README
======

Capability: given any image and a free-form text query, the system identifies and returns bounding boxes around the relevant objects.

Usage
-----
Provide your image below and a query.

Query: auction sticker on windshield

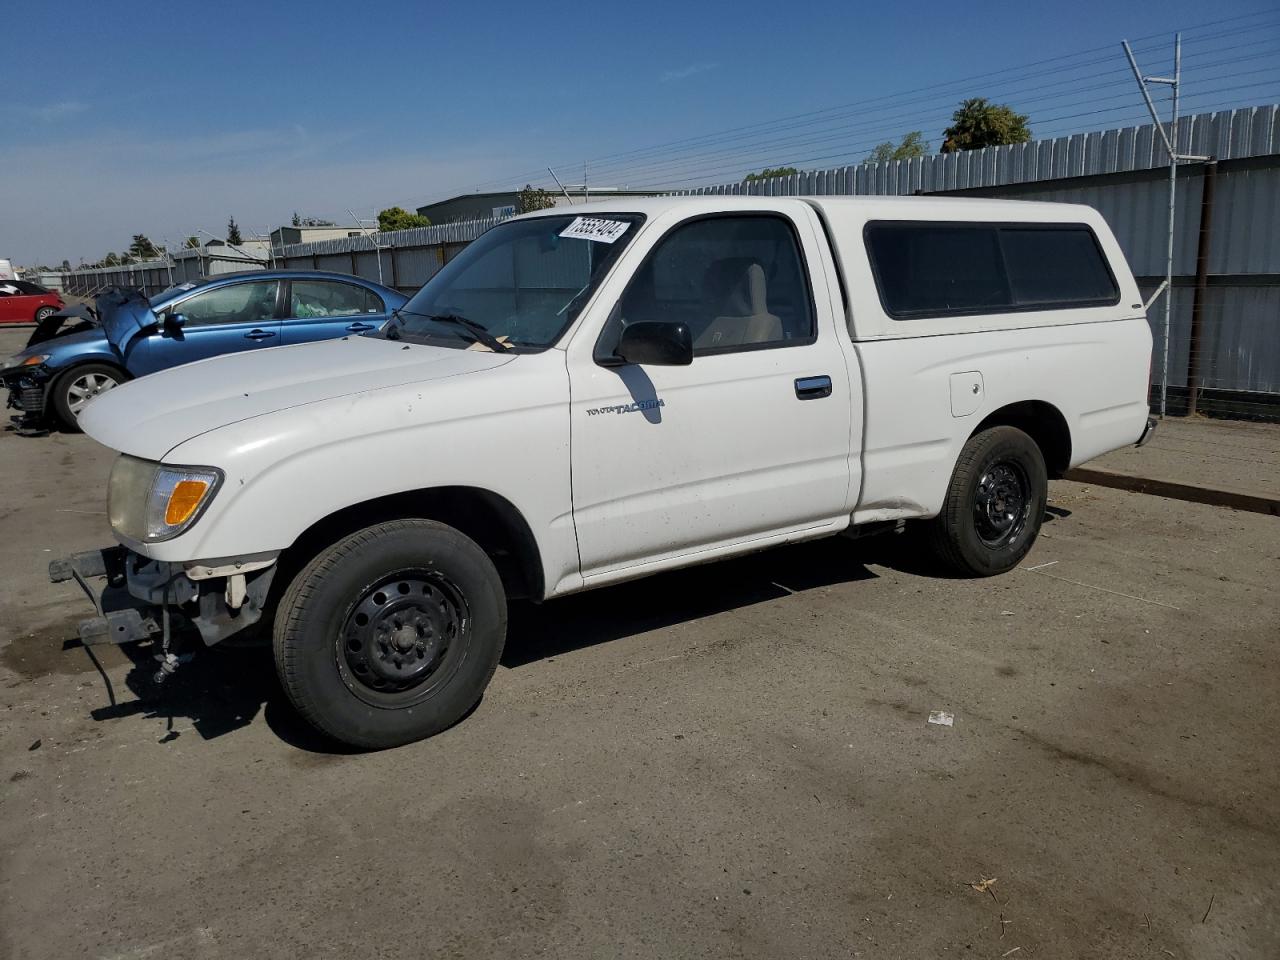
[559,217,630,243]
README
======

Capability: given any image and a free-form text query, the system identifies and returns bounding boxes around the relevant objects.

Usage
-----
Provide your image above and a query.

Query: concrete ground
[1082,416,1280,503]
[1,326,1278,959]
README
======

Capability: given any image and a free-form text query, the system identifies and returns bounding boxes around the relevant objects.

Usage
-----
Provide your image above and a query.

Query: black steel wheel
[929,425,1047,576]
[274,519,507,749]
[972,459,1032,548]
[337,571,470,706]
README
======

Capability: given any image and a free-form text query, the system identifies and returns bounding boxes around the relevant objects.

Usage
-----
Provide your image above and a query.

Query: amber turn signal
[164,480,210,525]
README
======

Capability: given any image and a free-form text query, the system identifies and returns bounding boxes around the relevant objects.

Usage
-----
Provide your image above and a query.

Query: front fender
[120,351,581,595]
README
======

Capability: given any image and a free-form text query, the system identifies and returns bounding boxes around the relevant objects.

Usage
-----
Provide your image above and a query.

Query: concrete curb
[1064,467,1280,518]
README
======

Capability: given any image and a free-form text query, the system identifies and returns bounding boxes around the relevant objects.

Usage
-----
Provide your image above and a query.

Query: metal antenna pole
[547,167,574,202]
[1169,34,1181,419]
[159,236,176,287]
[1122,33,1194,419]
[196,228,268,266]
[259,227,277,269]
[347,208,383,285]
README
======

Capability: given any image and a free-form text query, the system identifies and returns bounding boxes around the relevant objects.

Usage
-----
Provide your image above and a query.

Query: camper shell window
[864,221,1120,320]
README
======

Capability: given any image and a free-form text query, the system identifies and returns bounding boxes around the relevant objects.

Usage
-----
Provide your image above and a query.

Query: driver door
[131,278,283,376]
[567,210,857,581]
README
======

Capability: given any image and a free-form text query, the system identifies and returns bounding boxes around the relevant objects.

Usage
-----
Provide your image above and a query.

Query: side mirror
[614,321,693,366]
[166,312,187,329]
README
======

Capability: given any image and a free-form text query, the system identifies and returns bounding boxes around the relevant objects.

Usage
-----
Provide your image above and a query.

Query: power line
[614,84,1279,191]
[553,52,1280,191]
[448,9,1280,197]
[345,8,1280,216]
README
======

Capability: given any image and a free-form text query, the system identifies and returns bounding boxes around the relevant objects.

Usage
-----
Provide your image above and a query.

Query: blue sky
[2,0,1277,265]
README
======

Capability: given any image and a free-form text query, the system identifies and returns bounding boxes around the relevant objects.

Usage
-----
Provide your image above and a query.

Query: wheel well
[48,361,131,414]
[277,487,545,602]
[51,360,129,389]
[972,401,1072,478]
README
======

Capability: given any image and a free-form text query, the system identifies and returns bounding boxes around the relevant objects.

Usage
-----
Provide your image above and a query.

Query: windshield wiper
[422,313,512,353]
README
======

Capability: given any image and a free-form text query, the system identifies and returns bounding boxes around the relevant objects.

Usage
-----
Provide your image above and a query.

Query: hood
[78,335,514,461]
[22,288,156,353]
[1,327,99,373]
[93,287,159,349]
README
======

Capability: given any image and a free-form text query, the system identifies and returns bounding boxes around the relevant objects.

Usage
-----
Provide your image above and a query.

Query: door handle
[244,329,276,341]
[345,321,375,332]
[794,375,832,400]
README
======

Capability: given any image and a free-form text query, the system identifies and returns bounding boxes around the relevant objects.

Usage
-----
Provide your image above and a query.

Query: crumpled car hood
[94,288,157,350]
[23,287,155,353]
[78,335,514,461]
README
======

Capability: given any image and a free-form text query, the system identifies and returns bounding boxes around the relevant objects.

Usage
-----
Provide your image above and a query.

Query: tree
[100,252,120,267]
[743,166,799,182]
[291,211,302,227]
[940,98,1031,153]
[868,131,929,163]
[226,217,243,245]
[184,236,200,249]
[377,206,432,232]
[128,234,159,260]
[517,185,557,213]
[60,259,71,272]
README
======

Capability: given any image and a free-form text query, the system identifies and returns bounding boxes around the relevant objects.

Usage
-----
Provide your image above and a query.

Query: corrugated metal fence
[668,104,1280,417]
[61,246,272,298]
[274,217,503,291]
[57,105,1279,417]
[672,105,1278,197]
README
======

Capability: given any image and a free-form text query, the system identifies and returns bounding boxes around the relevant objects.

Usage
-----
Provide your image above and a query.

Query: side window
[288,280,381,319]
[0,283,18,297]
[866,225,1009,317]
[617,215,815,355]
[176,280,280,326]
[865,222,1119,320]
[1000,228,1119,305]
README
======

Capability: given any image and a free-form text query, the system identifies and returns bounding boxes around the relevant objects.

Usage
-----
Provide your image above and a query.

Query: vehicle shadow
[502,535,881,667]
[65,518,1074,751]
[61,535,886,751]
[80,639,346,753]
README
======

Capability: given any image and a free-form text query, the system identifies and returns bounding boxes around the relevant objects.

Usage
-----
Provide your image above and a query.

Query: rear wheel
[929,426,1048,576]
[273,519,507,749]
[51,363,125,430]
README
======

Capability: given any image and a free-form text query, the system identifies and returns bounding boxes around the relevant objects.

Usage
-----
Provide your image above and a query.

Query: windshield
[391,214,643,351]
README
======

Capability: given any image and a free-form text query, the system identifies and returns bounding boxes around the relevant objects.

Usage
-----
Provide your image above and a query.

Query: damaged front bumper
[3,369,50,418]
[50,546,278,648]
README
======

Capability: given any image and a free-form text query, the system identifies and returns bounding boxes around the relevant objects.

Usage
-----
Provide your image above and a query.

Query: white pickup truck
[56,196,1154,748]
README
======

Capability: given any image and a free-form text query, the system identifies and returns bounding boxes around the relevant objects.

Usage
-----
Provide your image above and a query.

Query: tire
[33,306,56,323]
[273,519,507,749]
[51,363,126,430]
[929,426,1048,577]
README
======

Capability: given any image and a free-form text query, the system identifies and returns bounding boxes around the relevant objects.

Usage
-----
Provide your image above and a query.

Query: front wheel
[273,519,507,749]
[51,363,126,430]
[929,426,1048,576]
[33,305,57,323]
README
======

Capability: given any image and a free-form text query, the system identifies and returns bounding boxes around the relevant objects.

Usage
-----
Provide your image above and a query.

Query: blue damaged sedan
[1,271,407,431]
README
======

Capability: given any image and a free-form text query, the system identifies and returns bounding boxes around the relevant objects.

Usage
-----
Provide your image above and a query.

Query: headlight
[108,454,223,542]
[1,354,49,372]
